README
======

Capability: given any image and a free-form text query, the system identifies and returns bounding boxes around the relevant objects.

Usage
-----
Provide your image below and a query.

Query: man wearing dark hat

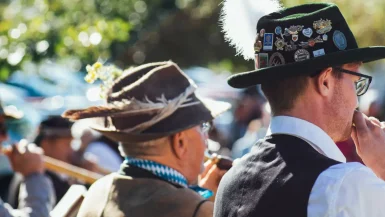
[215,1,385,216]
[63,61,231,217]
[0,101,55,217]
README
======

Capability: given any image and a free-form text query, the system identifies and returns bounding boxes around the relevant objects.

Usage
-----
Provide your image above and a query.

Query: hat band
[120,85,200,133]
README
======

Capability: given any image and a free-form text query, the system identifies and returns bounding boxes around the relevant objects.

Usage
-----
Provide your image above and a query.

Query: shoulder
[309,162,385,216]
[194,201,214,217]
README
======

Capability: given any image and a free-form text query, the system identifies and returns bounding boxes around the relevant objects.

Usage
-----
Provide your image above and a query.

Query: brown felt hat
[63,61,230,143]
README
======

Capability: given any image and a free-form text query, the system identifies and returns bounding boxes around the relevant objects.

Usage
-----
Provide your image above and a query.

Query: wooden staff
[2,147,104,184]
[43,156,103,184]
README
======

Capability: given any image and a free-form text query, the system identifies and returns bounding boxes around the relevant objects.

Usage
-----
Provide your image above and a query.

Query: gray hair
[118,137,170,157]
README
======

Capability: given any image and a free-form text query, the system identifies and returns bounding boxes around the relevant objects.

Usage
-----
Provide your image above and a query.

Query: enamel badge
[313,48,326,57]
[313,19,332,34]
[292,34,299,42]
[314,36,323,43]
[287,26,300,35]
[254,40,263,52]
[260,29,266,37]
[333,30,347,50]
[263,33,274,51]
[294,49,310,62]
[275,26,282,35]
[254,54,259,69]
[323,34,328,41]
[275,37,286,50]
[299,42,309,48]
[259,53,269,68]
[308,39,316,47]
[269,52,286,66]
[285,41,298,52]
[302,28,313,38]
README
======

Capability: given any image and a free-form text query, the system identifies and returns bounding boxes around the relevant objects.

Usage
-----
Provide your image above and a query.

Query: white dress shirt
[267,116,385,217]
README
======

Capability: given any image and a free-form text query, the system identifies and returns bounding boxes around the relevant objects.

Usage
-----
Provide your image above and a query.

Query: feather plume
[62,86,200,121]
[62,106,123,120]
[220,0,283,60]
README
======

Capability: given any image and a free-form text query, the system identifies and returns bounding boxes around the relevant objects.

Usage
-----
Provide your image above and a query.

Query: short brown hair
[261,75,309,115]
[261,68,343,115]
[119,137,170,157]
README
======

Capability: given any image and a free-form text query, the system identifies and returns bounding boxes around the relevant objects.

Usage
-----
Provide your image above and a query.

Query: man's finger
[202,164,219,182]
[353,111,369,132]
[369,117,382,127]
[351,127,360,149]
[201,160,215,178]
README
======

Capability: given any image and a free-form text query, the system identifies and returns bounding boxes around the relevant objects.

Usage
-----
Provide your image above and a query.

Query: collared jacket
[77,165,213,217]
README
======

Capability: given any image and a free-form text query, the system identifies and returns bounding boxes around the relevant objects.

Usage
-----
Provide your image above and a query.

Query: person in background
[71,120,123,172]
[228,87,265,149]
[33,116,104,203]
[231,102,271,159]
[63,61,231,217]
[0,101,55,217]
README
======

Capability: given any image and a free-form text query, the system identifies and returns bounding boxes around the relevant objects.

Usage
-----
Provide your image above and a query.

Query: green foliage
[0,0,142,79]
[0,0,384,79]
[282,0,385,48]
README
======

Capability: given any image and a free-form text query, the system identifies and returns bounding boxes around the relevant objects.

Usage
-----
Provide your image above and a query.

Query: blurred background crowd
[1,0,385,213]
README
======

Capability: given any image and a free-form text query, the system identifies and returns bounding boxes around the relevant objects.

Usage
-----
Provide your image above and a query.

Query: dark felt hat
[227,3,385,88]
[63,61,230,143]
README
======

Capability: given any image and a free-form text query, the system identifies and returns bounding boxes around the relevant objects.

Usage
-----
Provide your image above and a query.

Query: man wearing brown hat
[63,61,231,217]
[215,1,385,217]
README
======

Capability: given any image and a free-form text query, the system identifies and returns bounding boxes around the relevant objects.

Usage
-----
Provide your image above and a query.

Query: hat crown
[107,62,196,103]
[254,3,358,69]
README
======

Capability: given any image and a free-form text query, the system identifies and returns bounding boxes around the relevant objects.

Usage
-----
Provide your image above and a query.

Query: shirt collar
[266,116,346,163]
[124,157,188,188]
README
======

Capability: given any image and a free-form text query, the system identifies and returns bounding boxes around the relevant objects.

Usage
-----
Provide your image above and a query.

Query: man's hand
[351,111,385,180]
[7,140,45,177]
[199,160,227,201]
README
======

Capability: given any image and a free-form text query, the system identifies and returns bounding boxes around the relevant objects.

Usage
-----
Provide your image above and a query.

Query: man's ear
[170,131,188,160]
[316,67,334,97]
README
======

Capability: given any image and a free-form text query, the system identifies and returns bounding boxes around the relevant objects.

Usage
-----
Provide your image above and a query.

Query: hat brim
[228,46,385,88]
[88,98,231,143]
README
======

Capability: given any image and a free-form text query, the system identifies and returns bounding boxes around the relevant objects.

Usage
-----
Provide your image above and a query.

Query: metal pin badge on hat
[292,34,299,42]
[254,40,263,52]
[313,19,333,34]
[294,49,310,62]
[333,30,347,50]
[285,41,298,52]
[302,28,313,38]
[275,38,286,50]
[260,29,266,37]
[259,53,269,68]
[269,52,286,66]
[275,26,282,35]
[323,34,328,41]
[263,33,274,51]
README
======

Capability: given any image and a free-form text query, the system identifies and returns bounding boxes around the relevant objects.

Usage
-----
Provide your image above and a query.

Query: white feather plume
[220,0,283,60]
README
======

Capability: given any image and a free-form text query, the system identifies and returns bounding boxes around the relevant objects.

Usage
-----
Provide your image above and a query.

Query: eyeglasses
[333,67,372,96]
[201,122,211,134]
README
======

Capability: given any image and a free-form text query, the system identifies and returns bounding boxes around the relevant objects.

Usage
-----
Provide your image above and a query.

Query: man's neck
[276,101,334,142]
